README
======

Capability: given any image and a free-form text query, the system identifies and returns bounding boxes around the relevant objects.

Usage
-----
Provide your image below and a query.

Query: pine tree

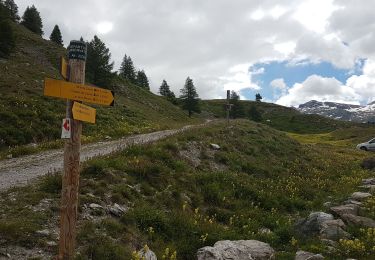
[4,0,19,22]
[136,70,150,90]
[85,35,114,87]
[255,93,262,102]
[159,80,170,96]
[230,91,245,118]
[180,77,200,117]
[119,55,136,83]
[49,24,63,46]
[0,2,15,58]
[21,5,43,35]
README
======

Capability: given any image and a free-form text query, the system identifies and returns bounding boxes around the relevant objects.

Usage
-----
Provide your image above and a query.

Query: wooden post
[58,40,87,260]
[226,90,230,125]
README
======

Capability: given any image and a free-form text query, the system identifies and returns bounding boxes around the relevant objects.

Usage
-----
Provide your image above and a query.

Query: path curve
[0,123,208,191]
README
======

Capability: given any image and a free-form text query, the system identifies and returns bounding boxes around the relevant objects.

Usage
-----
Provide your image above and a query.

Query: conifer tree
[230,91,245,118]
[85,35,114,87]
[255,93,262,102]
[0,2,15,58]
[49,24,63,46]
[4,0,19,22]
[136,70,150,90]
[180,77,200,117]
[21,5,43,35]
[119,55,136,83]
[159,80,171,96]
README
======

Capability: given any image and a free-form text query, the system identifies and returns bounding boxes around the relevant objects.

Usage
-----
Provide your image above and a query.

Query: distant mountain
[298,100,375,123]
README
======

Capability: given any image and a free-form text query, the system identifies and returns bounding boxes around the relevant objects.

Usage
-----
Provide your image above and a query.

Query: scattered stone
[343,200,363,206]
[108,203,128,217]
[138,247,157,260]
[210,143,221,150]
[330,204,359,217]
[341,214,375,228]
[295,250,324,260]
[105,135,112,140]
[46,241,57,247]
[36,229,50,237]
[363,178,375,185]
[350,192,372,201]
[6,154,12,159]
[88,203,105,215]
[323,202,332,208]
[320,219,349,241]
[296,212,334,234]
[197,240,275,260]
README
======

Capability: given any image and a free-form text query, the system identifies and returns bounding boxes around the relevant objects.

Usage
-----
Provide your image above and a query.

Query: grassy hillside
[0,120,373,259]
[0,22,200,152]
[201,99,357,134]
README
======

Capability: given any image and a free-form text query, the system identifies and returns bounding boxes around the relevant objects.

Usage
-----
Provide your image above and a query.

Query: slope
[0,22,199,151]
[201,99,357,134]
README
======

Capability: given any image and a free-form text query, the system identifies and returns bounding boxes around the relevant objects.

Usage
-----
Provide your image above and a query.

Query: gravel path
[0,124,201,191]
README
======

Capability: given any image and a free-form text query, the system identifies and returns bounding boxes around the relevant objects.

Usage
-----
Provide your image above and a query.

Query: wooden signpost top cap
[68,40,87,61]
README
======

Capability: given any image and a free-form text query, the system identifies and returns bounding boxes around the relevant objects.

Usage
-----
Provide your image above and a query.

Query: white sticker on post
[61,118,71,139]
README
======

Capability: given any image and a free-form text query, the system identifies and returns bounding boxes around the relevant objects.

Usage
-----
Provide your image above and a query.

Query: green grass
[0,22,201,157]
[1,120,372,259]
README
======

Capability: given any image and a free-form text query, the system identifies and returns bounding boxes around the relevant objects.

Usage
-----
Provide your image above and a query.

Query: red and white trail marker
[61,118,71,139]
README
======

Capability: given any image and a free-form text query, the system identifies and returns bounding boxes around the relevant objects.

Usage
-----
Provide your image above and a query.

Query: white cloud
[13,0,375,105]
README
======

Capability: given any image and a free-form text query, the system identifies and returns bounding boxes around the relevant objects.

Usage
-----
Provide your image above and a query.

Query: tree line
[0,0,202,117]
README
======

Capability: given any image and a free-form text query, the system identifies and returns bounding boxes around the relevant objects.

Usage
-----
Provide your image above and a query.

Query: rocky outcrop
[295,250,324,260]
[341,214,375,228]
[330,204,359,218]
[197,240,275,260]
[350,192,372,201]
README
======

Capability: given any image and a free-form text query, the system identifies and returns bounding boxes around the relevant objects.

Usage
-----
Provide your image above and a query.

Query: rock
[319,219,350,241]
[88,203,105,215]
[295,250,324,260]
[363,178,375,185]
[258,228,272,235]
[343,200,363,206]
[46,241,57,246]
[321,239,337,247]
[108,203,128,217]
[138,247,157,260]
[350,192,372,201]
[105,135,111,140]
[36,229,50,237]
[210,144,221,150]
[359,185,375,193]
[323,202,332,208]
[6,154,12,159]
[197,240,275,260]
[341,214,375,228]
[330,204,359,217]
[296,212,334,234]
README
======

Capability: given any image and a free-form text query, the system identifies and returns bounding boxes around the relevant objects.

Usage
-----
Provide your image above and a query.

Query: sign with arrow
[44,78,114,106]
[61,118,71,139]
[72,102,96,123]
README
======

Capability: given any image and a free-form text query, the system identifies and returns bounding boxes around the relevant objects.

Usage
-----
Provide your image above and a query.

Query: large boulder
[197,240,275,260]
[341,214,375,228]
[295,250,324,260]
[350,192,372,201]
[330,204,359,217]
[319,219,350,241]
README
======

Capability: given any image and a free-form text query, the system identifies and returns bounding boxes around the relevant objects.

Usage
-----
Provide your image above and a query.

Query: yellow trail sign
[60,57,68,80]
[44,78,114,106]
[72,102,96,123]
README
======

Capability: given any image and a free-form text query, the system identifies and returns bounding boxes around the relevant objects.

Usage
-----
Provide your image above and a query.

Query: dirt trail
[0,123,202,191]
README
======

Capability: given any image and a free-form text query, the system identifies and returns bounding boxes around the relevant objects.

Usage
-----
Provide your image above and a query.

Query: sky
[15,0,375,107]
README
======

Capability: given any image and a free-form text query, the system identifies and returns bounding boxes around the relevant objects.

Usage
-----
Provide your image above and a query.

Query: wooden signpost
[43,40,115,259]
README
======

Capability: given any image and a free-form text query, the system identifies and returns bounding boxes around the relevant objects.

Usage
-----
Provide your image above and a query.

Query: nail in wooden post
[58,40,86,260]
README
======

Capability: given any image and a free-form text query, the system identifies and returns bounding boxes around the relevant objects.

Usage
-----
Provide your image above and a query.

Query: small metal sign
[68,40,87,61]
[61,118,71,139]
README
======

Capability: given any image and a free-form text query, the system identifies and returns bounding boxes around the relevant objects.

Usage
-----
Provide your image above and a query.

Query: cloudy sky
[16,0,375,106]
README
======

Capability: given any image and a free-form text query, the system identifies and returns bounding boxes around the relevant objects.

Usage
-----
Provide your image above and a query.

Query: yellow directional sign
[72,102,96,123]
[60,57,68,80]
[44,78,114,106]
